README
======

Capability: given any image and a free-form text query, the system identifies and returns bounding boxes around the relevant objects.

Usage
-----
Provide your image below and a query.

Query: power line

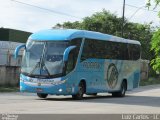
[10,0,158,20]
[11,0,82,19]
[128,6,145,21]
[123,6,145,28]
[123,4,158,26]
[126,4,158,13]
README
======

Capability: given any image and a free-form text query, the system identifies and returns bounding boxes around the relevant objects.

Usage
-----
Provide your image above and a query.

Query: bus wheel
[37,93,48,98]
[91,93,97,96]
[112,81,127,97]
[87,93,97,96]
[72,81,85,100]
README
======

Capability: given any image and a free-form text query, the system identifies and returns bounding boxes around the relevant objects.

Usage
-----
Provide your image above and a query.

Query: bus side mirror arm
[63,46,76,62]
[14,44,26,59]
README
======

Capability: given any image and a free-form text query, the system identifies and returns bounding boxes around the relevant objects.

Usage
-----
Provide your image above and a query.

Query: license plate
[36,88,43,92]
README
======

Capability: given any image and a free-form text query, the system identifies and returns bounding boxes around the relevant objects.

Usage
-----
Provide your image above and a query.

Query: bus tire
[72,81,85,100]
[92,93,97,96]
[112,80,127,97]
[37,93,48,98]
[87,93,97,96]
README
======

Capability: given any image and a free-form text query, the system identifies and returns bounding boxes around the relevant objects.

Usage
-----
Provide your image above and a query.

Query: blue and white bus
[15,29,141,99]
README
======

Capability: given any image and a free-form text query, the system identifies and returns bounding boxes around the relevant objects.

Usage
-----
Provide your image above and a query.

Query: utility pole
[122,0,125,38]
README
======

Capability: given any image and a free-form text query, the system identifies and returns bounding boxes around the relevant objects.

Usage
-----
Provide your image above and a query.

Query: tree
[150,29,160,72]
[54,9,154,60]
[147,0,160,73]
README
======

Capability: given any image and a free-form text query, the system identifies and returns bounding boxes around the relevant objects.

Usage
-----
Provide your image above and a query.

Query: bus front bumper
[20,79,77,95]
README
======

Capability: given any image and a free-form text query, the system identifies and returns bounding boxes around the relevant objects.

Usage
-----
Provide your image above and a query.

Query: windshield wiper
[29,42,51,77]
[41,62,51,76]
[28,57,51,77]
[29,60,40,76]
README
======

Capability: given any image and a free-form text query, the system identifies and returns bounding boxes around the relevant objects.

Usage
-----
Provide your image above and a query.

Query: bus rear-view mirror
[14,44,26,59]
[63,45,76,62]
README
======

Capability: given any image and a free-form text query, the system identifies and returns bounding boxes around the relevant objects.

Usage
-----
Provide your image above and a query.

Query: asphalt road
[0,85,160,114]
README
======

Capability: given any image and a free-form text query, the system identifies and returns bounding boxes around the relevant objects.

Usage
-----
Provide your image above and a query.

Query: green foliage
[146,0,160,7]
[54,9,154,60]
[150,29,160,72]
[146,0,160,73]
[151,29,160,55]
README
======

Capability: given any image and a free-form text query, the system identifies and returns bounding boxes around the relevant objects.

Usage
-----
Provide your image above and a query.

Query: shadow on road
[39,94,160,108]
[35,85,160,107]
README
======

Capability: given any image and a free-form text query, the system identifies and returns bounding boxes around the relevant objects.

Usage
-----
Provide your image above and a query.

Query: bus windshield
[21,40,68,78]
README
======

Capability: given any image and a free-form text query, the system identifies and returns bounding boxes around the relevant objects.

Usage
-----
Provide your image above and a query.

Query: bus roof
[29,29,141,45]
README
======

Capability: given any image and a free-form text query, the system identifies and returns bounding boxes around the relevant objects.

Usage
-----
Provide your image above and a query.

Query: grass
[0,87,19,92]
[140,77,160,86]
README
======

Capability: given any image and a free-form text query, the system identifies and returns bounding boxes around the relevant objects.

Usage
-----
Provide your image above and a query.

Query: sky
[0,0,159,32]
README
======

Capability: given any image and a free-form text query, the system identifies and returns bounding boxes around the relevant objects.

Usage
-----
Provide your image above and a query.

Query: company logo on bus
[82,62,101,69]
[38,82,41,86]
[106,63,118,89]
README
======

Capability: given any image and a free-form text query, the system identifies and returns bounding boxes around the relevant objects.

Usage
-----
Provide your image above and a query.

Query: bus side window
[66,51,76,74]
[81,39,90,61]
[69,38,82,61]
[81,39,98,61]
[128,44,140,60]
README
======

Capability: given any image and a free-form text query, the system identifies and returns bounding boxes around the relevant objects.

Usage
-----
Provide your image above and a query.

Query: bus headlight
[59,89,63,92]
